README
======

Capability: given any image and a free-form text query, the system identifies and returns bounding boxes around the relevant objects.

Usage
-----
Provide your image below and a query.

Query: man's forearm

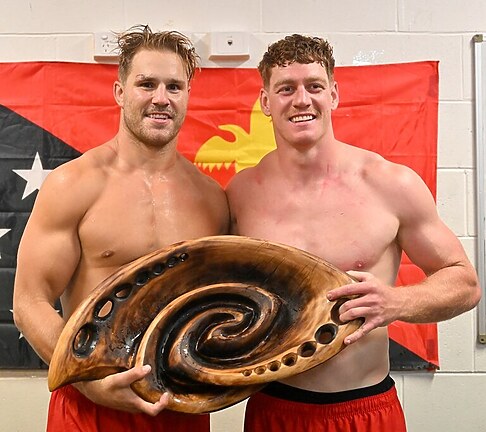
[397,263,480,323]
[13,300,65,365]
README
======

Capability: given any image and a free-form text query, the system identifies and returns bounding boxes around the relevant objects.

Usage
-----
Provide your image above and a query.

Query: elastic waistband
[248,377,401,420]
[261,374,394,404]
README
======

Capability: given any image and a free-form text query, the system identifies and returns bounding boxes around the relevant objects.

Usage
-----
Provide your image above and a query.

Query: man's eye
[309,84,324,91]
[167,84,181,92]
[140,81,154,88]
[278,86,293,94]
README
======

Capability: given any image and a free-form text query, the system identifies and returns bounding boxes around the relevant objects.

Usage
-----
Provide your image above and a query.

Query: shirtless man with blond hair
[226,34,481,431]
[13,25,228,432]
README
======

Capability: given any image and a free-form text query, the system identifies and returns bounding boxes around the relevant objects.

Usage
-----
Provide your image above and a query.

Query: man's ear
[260,88,271,117]
[113,80,124,108]
[331,81,339,111]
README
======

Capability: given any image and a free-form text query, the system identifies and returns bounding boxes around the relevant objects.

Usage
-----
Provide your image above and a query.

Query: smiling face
[114,49,190,149]
[260,62,339,150]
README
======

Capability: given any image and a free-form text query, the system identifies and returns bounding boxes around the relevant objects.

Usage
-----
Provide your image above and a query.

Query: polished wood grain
[48,235,362,413]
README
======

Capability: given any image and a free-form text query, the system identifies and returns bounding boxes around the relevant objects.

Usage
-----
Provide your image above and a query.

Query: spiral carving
[48,235,362,413]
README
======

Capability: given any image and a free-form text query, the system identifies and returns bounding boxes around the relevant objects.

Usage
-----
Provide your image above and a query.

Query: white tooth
[292,115,313,122]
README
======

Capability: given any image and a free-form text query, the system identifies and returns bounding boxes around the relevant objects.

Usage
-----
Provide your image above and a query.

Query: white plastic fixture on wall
[474,34,486,344]
[93,32,119,59]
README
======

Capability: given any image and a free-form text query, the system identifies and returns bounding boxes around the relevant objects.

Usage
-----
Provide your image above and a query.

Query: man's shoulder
[225,165,259,195]
[226,152,275,191]
[366,153,419,186]
[54,143,112,177]
[179,155,225,193]
[348,145,417,184]
[40,144,112,206]
[354,147,431,214]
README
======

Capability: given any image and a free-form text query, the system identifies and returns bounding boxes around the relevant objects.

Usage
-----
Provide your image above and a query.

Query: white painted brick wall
[437,169,468,235]
[402,373,486,432]
[1,1,485,431]
[438,312,476,371]
[438,102,474,169]
[261,0,397,33]
[398,0,486,33]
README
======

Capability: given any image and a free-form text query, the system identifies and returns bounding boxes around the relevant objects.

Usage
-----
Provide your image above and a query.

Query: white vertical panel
[474,34,486,343]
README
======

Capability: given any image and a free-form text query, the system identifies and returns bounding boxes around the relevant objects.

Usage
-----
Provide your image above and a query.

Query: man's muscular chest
[235,183,399,272]
[78,179,218,268]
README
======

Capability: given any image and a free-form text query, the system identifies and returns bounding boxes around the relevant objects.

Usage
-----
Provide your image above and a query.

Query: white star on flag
[9,310,23,339]
[13,152,52,199]
[0,228,10,260]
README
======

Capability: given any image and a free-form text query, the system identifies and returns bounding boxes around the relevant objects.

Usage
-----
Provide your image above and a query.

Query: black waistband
[260,375,394,405]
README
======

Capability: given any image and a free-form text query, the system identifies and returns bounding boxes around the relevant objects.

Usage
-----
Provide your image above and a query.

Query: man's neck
[275,137,344,184]
[109,133,179,174]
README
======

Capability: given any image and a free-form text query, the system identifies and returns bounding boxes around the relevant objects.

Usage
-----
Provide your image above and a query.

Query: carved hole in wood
[254,366,266,375]
[72,323,98,356]
[179,253,189,261]
[166,255,180,268]
[94,298,113,320]
[282,353,297,367]
[135,270,150,286]
[315,323,338,345]
[268,361,281,372]
[152,262,165,276]
[298,341,317,358]
[330,299,349,325]
[114,284,132,300]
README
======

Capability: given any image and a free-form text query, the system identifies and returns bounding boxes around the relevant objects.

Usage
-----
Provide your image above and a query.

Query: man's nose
[293,86,311,107]
[152,86,170,105]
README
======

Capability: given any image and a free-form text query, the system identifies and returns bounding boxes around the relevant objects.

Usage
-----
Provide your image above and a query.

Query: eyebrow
[134,74,153,81]
[272,75,329,89]
[134,74,187,86]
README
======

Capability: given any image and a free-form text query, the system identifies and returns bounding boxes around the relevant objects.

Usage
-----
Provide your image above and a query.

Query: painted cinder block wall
[1,1,485,430]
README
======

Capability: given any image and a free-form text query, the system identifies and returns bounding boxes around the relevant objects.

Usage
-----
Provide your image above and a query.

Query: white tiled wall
[1,1,485,431]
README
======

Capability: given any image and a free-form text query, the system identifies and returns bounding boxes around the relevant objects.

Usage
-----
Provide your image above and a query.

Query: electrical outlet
[93,32,119,59]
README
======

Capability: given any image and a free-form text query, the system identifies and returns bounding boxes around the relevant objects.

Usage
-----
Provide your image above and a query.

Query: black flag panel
[389,339,436,371]
[0,105,81,368]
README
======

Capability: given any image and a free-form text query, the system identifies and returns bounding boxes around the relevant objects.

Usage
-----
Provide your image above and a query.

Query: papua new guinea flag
[0,61,438,370]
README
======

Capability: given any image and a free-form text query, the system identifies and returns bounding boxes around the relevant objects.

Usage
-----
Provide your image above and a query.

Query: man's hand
[326,271,405,345]
[73,365,169,416]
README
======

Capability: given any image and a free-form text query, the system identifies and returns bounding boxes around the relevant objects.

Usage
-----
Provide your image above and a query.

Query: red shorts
[47,385,210,432]
[244,375,406,432]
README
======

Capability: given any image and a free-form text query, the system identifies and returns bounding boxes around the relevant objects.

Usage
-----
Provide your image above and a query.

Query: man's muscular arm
[327,163,481,344]
[13,163,84,363]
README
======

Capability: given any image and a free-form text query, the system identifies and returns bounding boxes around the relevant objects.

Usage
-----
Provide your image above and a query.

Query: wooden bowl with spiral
[48,235,362,413]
